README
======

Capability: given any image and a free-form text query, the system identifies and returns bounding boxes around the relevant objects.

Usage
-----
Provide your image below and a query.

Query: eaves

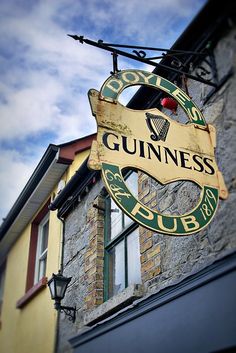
[0,145,69,265]
[49,157,100,218]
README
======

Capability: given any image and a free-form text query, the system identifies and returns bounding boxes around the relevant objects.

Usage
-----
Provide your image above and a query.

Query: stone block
[84,284,144,326]
[140,253,147,264]
[143,266,161,282]
[140,239,153,253]
[146,244,161,260]
[141,259,155,273]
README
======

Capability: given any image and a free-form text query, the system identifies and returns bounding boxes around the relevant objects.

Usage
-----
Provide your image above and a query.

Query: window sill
[16,277,48,309]
[84,284,144,327]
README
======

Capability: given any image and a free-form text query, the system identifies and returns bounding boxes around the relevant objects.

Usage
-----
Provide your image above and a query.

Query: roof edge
[127,0,234,109]
[57,133,96,148]
[0,144,59,240]
[49,157,92,212]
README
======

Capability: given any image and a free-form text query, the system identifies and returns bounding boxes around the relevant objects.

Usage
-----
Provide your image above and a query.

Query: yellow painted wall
[66,149,90,181]
[0,200,62,353]
[0,148,90,353]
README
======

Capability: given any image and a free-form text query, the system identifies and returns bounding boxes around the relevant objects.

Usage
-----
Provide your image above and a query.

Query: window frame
[16,199,50,309]
[104,171,140,301]
[34,213,49,285]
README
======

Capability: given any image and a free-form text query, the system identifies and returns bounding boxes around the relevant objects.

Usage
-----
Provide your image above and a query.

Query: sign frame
[88,70,228,236]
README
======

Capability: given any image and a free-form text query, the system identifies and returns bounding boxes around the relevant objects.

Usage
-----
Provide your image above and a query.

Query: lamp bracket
[58,305,76,323]
[68,34,219,87]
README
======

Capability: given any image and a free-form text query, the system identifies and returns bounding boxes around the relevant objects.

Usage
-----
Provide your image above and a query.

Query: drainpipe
[58,214,65,273]
[53,212,65,353]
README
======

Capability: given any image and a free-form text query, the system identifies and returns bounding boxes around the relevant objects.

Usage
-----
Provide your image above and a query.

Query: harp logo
[145,113,170,142]
[88,69,228,236]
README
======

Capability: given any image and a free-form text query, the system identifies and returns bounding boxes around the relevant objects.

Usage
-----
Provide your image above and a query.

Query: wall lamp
[48,271,76,323]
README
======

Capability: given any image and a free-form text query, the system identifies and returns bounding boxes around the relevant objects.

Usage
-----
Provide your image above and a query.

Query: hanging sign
[88,70,228,235]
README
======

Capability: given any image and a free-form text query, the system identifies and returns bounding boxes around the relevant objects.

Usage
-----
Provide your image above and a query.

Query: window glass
[125,171,138,197]
[34,215,49,284]
[109,241,125,297]
[110,199,122,240]
[40,220,49,253]
[124,172,138,227]
[124,212,133,228]
[105,170,141,299]
[127,228,141,285]
[38,250,47,281]
[110,171,138,237]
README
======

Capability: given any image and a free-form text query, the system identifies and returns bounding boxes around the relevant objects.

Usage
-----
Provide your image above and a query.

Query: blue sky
[0,0,206,222]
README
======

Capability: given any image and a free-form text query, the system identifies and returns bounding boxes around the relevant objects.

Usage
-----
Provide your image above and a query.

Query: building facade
[0,135,95,353]
[0,1,235,353]
[50,1,236,352]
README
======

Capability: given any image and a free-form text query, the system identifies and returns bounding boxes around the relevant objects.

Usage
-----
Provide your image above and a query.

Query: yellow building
[0,134,95,353]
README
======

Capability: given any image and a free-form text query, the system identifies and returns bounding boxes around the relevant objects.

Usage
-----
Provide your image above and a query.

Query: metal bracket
[93,204,105,212]
[59,305,76,323]
[68,34,219,87]
[93,204,119,213]
[110,52,120,75]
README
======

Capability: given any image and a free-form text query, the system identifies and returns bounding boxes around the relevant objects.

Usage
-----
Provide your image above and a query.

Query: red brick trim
[25,200,50,292]
[25,223,38,291]
[33,200,50,225]
[16,276,47,309]
[57,134,96,164]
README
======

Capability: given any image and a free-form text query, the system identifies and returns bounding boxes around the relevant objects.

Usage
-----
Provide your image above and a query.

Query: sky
[0,0,206,222]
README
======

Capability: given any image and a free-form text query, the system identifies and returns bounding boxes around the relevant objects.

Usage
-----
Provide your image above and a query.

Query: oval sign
[88,70,228,235]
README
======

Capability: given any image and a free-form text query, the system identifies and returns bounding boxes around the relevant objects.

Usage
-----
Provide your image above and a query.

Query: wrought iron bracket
[93,204,119,213]
[55,303,76,323]
[60,305,76,323]
[93,204,105,212]
[110,52,120,75]
[68,34,220,87]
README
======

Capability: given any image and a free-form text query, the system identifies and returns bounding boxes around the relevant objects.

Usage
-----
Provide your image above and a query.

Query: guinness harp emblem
[146,112,170,141]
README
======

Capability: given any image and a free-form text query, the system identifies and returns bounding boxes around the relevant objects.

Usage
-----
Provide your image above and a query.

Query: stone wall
[56,180,104,353]
[141,26,236,295]
[57,24,236,353]
[84,195,104,310]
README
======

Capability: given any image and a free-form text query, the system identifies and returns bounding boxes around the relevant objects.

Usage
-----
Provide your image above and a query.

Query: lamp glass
[48,277,56,299]
[55,280,68,299]
[48,272,71,301]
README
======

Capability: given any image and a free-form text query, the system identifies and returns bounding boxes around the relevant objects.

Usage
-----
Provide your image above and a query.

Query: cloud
[57,0,205,45]
[0,0,206,221]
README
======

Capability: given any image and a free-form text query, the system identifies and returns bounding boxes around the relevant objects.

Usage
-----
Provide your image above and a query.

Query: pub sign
[88,70,228,236]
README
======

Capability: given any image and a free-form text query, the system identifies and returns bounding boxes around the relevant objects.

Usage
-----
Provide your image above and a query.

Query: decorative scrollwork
[133,50,146,58]
[195,57,215,82]
[170,55,185,69]
[60,305,76,323]
[68,34,219,87]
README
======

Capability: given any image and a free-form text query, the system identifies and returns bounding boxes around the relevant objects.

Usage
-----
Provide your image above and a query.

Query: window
[104,171,141,299]
[25,201,50,291]
[34,214,49,284]
[17,200,50,309]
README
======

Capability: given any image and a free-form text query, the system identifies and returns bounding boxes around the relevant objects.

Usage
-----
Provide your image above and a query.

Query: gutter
[49,157,98,214]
